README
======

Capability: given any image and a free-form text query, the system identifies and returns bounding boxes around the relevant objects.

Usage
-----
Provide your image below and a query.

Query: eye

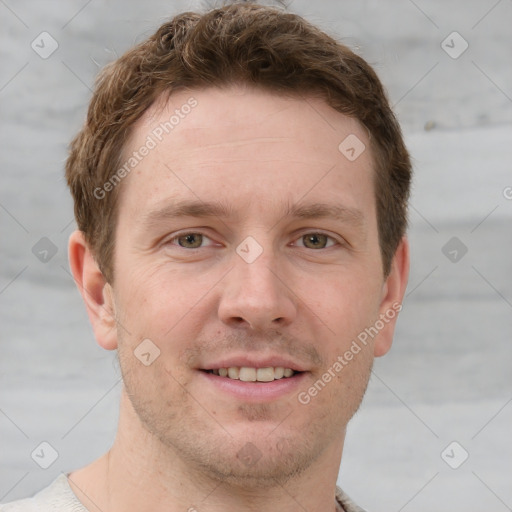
[168,232,214,249]
[294,232,338,250]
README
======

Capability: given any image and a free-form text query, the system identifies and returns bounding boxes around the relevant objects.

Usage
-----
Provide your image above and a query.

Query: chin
[190,439,322,489]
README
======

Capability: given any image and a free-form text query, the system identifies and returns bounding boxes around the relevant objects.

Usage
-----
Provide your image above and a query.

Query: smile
[205,366,297,382]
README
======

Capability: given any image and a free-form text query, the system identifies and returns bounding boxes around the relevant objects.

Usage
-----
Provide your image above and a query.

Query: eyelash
[166,231,341,250]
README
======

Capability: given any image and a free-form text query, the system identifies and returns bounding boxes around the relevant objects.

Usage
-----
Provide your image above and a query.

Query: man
[2,2,410,511]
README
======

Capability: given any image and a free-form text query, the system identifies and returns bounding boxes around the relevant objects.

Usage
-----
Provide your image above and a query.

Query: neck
[68,390,345,512]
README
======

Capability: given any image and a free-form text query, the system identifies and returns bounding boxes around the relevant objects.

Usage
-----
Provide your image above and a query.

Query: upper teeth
[210,367,295,382]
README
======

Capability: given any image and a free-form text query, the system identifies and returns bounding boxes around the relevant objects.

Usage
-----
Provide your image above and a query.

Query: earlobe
[373,237,410,357]
[68,230,118,351]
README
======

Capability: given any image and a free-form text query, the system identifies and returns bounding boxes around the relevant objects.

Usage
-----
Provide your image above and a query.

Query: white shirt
[1,473,367,512]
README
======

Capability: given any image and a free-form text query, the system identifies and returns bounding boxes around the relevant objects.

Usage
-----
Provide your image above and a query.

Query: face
[102,85,403,486]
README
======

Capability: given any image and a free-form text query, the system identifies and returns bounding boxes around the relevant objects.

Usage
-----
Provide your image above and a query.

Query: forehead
[117,85,375,224]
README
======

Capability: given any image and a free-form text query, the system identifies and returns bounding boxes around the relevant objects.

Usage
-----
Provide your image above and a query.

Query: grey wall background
[1,1,511,510]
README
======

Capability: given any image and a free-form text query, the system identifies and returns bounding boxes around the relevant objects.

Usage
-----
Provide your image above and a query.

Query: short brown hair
[65,2,411,283]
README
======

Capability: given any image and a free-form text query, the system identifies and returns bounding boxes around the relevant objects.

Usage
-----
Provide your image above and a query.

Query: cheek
[309,271,383,333]
[117,338,195,433]
[114,260,217,351]
[297,342,374,433]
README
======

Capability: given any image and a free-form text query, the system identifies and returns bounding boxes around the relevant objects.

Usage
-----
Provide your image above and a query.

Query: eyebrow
[139,199,365,230]
[286,202,365,227]
[139,200,238,230]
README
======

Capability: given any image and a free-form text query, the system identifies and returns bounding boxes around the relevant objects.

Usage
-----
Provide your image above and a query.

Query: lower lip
[199,370,308,402]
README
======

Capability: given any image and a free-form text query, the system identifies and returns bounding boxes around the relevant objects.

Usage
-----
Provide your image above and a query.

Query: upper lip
[200,355,308,372]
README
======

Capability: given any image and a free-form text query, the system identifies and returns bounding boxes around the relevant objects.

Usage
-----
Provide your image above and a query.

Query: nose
[217,245,297,330]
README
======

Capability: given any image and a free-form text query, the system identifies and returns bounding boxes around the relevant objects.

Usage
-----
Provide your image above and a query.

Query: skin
[68,84,409,512]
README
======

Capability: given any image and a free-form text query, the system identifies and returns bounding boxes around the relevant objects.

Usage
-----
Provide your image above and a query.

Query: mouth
[203,366,299,382]
[198,365,307,401]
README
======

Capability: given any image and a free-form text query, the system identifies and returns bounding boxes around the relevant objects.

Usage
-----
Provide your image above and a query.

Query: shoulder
[1,474,86,512]
[336,486,368,512]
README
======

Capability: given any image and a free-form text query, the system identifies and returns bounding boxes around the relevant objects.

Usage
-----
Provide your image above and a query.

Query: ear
[68,230,118,350]
[373,236,410,357]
